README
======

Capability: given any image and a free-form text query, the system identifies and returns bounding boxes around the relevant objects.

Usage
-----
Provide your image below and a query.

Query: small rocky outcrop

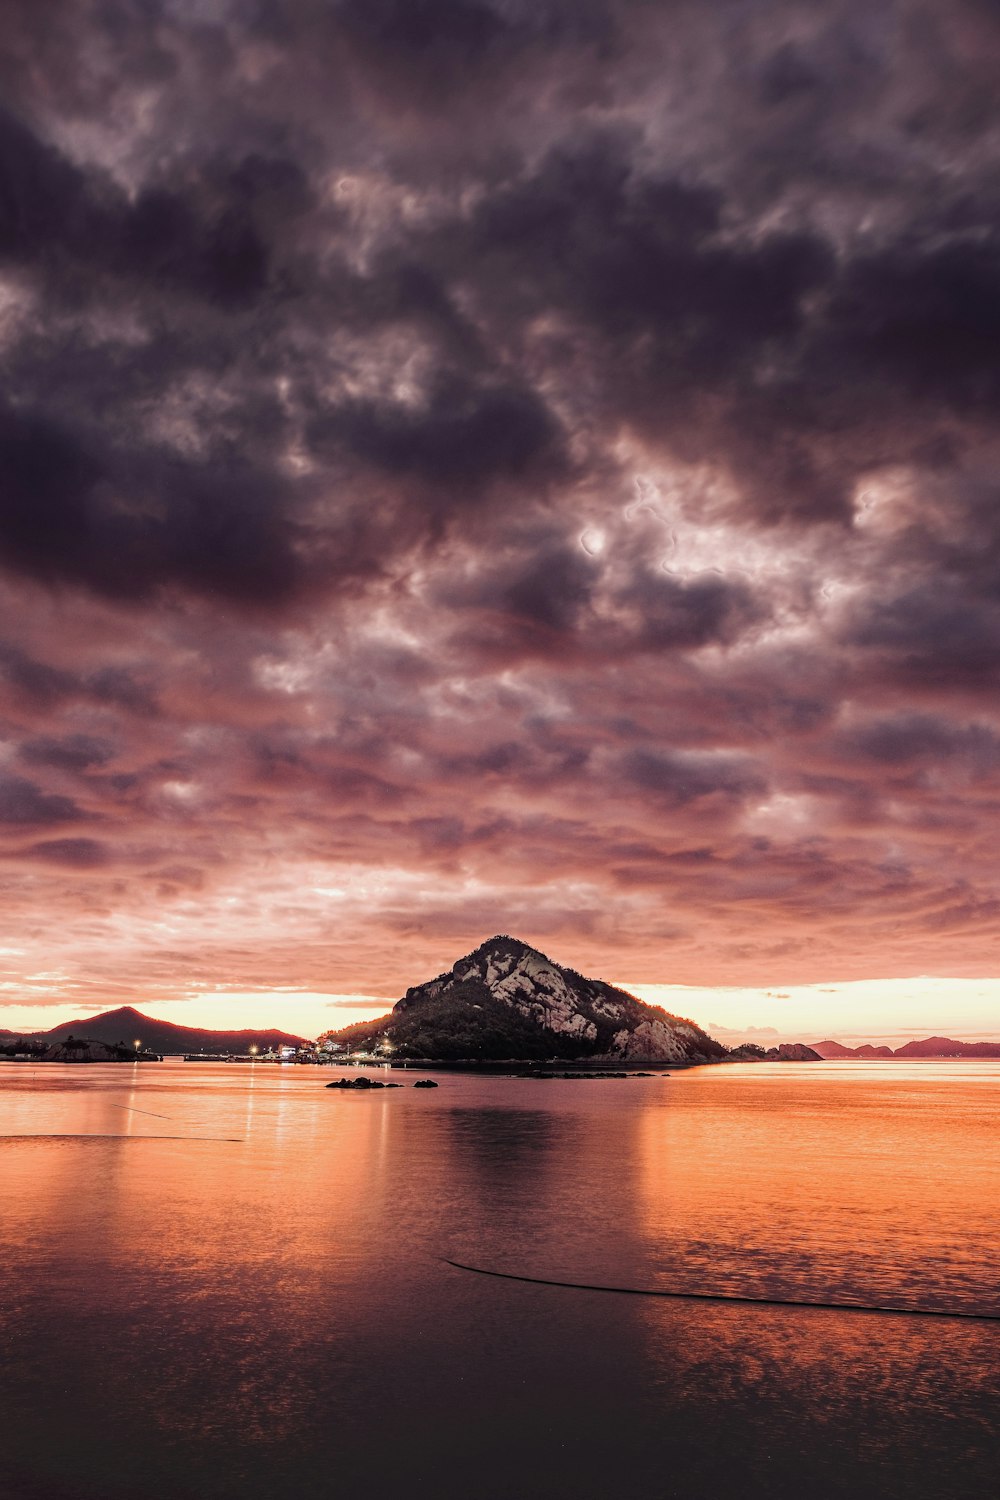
[326,1076,402,1089]
[412,1079,439,1088]
[763,1043,823,1061]
[518,1070,655,1080]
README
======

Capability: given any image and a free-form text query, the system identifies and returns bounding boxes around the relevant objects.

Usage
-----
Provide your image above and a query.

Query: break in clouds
[3,0,1000,1006]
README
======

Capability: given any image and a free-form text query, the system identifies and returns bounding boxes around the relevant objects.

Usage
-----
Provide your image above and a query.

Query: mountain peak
[467,934,543,960]
[326,937,727,1063]
[36,1006,307,1052]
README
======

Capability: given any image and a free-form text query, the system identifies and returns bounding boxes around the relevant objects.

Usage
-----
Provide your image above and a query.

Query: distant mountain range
[3,996,997,1066]
[7,1005,307,1056]
[322,934,728,1062]
[811,1040,894,1058]
[810,1036,1000,1059]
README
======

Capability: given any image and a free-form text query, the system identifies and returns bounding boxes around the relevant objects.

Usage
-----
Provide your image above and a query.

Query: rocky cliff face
[325,936,727,1063]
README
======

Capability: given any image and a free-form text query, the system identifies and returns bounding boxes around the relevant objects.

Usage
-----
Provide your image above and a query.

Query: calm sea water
[1,1059,999,1500]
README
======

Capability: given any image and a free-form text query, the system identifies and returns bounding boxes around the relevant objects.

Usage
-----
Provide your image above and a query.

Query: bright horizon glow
[626,976,1000,1046]
[3,974,1000,1047]
[0,992,389,1041]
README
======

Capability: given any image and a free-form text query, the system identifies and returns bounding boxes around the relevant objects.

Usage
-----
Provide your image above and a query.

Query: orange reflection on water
[634,1061,1000,1312]
[3,1058,1000,1500]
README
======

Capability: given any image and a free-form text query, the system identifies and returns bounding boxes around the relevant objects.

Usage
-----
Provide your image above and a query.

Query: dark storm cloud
[0,105,93,262]
[3,0,1000,1000]
[0,102,287,307]
[0,643,79,706]
[620,749,768,808]
[0,96,576,605]
[841,715,1000,770]
[435,528,765,660]
[0,396,305,606]
[0,642,158,714]
[311,375,566,494]
[417,124,1000,532]
[18,837,111,867]
[18,734,116,772]
[830,239,1000,410]
[337,0,521,80]
[614,568,763,652]
[458,137,831,363]
[0,776,82,826]
[846,584,1000,691]
[0,96,321,608]
[290,0,618,126]
[0,21,959,601]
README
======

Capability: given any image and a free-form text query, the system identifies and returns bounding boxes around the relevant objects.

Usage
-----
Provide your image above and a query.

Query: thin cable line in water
[108,1102,176,1120]
[106,1100,236,1130]
[442,1257,1000,1324]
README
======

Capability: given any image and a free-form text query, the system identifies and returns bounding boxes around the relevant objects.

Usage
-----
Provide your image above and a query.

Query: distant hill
[893,1036,1000,1058]
[810,1036,1000,1058]
[21,1005,307,1056]
[322,935,728,1063]
[811,1039,857,1058]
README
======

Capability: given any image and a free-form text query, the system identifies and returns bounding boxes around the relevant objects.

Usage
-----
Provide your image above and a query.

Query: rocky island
[321,935,727,1064]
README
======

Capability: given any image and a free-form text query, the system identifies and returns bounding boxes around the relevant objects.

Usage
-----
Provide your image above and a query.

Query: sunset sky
[3,1,1000,1043]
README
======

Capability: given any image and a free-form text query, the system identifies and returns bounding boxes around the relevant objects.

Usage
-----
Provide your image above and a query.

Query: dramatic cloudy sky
[3,0,1000,1039]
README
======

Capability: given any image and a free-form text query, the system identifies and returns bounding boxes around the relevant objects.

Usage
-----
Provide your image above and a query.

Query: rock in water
[326,1076,401,1089]
[319,935,726,1064]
